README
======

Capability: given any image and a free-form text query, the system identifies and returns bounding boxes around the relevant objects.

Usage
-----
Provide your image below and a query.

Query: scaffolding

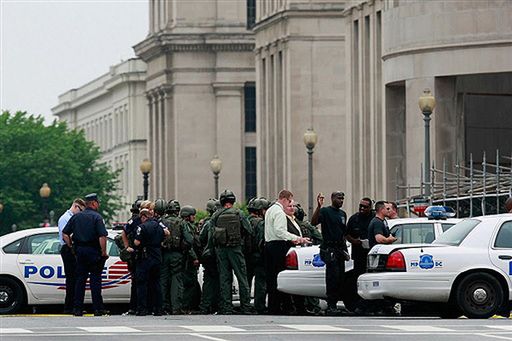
[396,150,512,218]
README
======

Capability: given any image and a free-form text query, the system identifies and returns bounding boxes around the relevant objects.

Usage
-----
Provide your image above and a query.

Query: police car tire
[0,277,24,314]
[456,272,503,319]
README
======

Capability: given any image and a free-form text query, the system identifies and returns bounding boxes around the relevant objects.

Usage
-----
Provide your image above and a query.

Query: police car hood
[368,243,449,255]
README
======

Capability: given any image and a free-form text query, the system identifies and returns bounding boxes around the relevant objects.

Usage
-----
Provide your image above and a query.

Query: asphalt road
[1,314,511,340]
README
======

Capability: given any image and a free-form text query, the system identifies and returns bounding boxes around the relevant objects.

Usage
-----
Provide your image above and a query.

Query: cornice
[382,39,512,61]
[134,32,256,62]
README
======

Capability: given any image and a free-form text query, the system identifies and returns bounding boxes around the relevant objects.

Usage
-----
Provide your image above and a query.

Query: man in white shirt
[264,189,310,314]
[58,198,85,314]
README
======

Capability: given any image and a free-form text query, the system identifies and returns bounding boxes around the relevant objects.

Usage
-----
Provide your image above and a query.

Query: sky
[1,0,149,124]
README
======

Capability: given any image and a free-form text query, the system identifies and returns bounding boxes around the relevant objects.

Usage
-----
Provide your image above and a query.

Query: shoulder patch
[136,226,142,235]
[127,219,133,224]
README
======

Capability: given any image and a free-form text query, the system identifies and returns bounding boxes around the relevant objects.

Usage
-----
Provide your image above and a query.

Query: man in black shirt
[346,197,374,275]
[62,193,108,316]
[311,191,348,316]
[368,201,396,248]
[134,208,169,316]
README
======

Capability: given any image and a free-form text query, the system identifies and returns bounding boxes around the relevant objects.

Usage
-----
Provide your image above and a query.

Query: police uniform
[198,218,220,314]
[212,206,254,314]
[159,214,193,314]
[124,214,141,313]
[247,214,266,314]
[62,194,107,316]
[134,218,166,315]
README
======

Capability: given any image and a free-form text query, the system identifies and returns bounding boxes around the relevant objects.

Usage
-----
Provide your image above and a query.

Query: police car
[358,213,512,319]
[0,227,130,314]
[277,208,461,298]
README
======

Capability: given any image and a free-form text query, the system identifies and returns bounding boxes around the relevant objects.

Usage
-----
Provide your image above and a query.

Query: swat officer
[212,190,254,315]
[198,199,220,314]
[134,208,169,316]
[121,197,142,315]
[311,191,349,316]
[246,198,267,314]
[160,200,193,314]
[62,193,109,316]
[180,205,201,313]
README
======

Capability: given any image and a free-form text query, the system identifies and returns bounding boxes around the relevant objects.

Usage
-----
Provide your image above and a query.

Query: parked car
[0,227,130,314]
[358,213,512,319]
[277,214,461,298]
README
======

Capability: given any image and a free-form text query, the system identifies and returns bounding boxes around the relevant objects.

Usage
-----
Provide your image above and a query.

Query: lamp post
[39,183,51,222]
[140,158,152,200]
[418,88,436,201]
[210,155,222,198]
[304,128,318,218]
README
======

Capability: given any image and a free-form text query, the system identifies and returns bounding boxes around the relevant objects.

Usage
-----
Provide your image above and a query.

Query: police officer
[198,199,221,314]
[311,191,349,316]
[246,198,267,314]
[58,198,86,314]
[62,193,109,316]
[346,197,374,275]
[134,208,169,316]
[121,198,142,315]
[212,190,254,315]
[180,205,201,313]
[160,200,193,314]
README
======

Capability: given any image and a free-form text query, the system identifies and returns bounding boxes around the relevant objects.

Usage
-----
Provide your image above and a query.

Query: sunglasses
[75,205,84,212]
[359,204,370,209]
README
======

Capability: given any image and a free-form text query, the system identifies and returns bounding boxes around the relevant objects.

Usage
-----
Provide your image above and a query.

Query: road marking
[0,328,33,334]
[78,326,141,333]
[191,334,229,341]
[476,333,512,340]
[182,326,245,332]
[280,325,349,331]
[384,325,454,332]
[487,326,512,330]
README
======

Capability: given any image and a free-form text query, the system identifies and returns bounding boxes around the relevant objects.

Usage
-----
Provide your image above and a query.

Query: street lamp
[304,128,318,218]
[39,183,51,222]
[210,155,222,198]
[419,88,436,201]
[140,158,152,200]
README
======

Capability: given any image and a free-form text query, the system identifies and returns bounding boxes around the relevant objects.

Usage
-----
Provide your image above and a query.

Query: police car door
[16,232,65,301]
[489,219,512,286]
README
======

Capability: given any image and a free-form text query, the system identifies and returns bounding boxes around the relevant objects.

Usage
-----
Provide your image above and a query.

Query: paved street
[1,314,512,340]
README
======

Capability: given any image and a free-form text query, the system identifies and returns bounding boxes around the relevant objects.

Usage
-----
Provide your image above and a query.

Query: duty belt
[74,241,99,248]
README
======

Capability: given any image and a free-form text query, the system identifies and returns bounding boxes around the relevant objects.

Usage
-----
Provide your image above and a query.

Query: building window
[244,83,256,132]
[247,0,256,29]
[245,147,257,200]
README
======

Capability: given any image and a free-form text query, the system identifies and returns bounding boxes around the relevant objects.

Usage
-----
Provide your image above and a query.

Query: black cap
[85,193,99,202]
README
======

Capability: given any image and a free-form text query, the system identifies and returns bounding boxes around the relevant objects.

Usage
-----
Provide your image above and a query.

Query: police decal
[410,254,443,269]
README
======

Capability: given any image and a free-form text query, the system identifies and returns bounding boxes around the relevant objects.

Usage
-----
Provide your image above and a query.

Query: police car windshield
[433,219,480,246]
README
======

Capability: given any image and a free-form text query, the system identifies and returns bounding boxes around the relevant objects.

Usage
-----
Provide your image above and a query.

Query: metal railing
[396,150,512,218]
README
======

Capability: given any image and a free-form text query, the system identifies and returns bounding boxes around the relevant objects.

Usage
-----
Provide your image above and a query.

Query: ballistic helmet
[180,205,196,218]
[206,199,218,215]
[219,189,236,206]
[154,198,167,216]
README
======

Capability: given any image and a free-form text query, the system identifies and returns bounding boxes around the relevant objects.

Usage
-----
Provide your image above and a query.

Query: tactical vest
[299,221,311,239]
[161,216,183,251]
[214,208,242,247]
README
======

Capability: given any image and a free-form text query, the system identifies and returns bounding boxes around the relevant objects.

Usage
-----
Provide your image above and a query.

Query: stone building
[52,59,148,221]
[54,0,512,214]
[133,0,257,206]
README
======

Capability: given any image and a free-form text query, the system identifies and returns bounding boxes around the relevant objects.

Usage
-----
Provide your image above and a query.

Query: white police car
[277,208,461,298]
[358,213,512,319]
[0,227,130,314]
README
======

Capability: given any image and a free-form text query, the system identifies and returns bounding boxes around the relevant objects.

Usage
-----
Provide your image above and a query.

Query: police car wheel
[456,273,503,319]
[0,277,24,314]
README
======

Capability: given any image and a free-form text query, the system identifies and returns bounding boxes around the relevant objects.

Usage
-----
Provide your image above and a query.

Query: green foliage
[0,111,121,234]
[194,209,209,224]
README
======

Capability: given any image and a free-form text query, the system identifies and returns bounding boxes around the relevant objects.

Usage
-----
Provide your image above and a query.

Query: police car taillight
[285,250,298,270]
[385,251,406,271]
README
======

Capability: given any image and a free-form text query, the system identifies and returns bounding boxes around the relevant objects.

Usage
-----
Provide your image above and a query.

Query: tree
[0,111,121,234]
